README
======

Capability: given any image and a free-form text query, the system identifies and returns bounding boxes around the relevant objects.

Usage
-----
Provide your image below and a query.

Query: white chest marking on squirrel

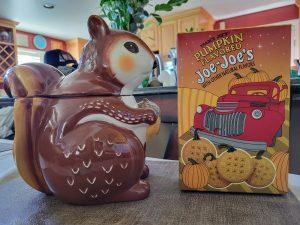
[120,95,138,108]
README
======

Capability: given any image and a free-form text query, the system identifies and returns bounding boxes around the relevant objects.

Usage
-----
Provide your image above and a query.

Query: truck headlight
[252,109,263,119]
[196,105,202,113]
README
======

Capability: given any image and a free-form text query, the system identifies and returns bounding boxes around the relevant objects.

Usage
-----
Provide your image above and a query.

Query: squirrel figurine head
[5,15,156,98]
[79,15,155,95]
[4,15,160,205]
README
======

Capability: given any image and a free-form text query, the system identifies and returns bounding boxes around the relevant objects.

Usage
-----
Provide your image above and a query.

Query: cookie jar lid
[4,63,124,98]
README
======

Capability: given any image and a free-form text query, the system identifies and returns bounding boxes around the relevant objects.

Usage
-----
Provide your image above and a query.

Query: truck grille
[204,110,246,136]
[216,102,238,112]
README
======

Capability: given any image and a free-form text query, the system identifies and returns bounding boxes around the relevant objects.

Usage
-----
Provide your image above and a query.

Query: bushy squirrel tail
[4,63,63,98]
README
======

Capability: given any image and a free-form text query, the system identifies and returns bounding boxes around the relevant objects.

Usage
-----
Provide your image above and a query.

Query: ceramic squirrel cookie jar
[4,15,160,205]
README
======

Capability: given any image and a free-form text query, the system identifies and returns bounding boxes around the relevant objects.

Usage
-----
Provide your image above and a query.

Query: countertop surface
[1,159,300,225]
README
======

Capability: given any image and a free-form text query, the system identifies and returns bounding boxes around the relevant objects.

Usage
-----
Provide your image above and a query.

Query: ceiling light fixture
[43,3,54,9]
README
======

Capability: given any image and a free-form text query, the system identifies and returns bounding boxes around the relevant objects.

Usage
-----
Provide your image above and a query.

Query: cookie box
[178,26,291,194]
[3,15,161,205]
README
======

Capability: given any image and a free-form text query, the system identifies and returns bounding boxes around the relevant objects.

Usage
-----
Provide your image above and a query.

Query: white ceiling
[0,0,295,40]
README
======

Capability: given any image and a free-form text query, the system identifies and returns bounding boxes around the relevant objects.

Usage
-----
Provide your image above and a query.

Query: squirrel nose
[153,60,158,69]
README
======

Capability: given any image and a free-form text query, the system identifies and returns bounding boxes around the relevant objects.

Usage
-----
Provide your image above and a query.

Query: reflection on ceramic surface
[3,15,160,205]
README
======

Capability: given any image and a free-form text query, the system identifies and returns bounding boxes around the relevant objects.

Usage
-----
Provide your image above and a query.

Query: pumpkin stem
[273,75,282,82]
[255,150,265,160]
[188,158,198,165]
[218,144,236,153]
[203,153,216,161]
[250,67,259,73]
[193,129,200,140]
[233,72,243,79]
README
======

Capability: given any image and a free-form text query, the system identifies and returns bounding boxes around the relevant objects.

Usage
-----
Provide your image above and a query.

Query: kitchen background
[0,0,299,178]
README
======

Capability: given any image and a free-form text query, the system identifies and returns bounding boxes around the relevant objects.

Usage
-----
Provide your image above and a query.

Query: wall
[65,38,88,61]
[214,5,299,29]
[16,30,66,51]
[214,4,300,64]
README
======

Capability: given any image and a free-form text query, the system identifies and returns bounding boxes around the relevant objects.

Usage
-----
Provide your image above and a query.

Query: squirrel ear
[88,15,109,39]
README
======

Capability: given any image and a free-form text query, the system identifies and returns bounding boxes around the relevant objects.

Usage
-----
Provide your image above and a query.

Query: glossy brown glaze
[4,15,159,205]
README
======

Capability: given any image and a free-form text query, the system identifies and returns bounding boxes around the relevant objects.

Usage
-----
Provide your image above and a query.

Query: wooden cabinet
[0,19,18,77]
[178,15,201,33]
[139,7,214,60]
[159,20,177,59]
[139,20,159,51]
[65,38,88,61]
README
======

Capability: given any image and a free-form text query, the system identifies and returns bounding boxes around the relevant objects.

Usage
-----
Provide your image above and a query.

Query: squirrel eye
[124,41,139,53]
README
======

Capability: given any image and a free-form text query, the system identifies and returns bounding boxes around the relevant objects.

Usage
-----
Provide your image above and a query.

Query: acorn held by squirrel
[4,15,160,205]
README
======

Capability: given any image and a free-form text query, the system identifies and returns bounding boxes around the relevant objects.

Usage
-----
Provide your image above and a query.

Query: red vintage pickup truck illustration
[191,80,287,151]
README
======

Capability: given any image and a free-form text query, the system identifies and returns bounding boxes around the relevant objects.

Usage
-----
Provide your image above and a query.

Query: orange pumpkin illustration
[247,67,270,82]
[273,75,288,101]
[182,158,209,189]
[270,151,289,192]
[228,72,250,90]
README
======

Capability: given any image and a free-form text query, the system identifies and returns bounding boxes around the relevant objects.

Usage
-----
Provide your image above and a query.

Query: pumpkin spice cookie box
[178,26,291,194]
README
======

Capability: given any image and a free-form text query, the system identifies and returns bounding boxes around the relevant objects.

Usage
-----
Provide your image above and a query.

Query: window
[17,48,45,65]
[247,89,268,96]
